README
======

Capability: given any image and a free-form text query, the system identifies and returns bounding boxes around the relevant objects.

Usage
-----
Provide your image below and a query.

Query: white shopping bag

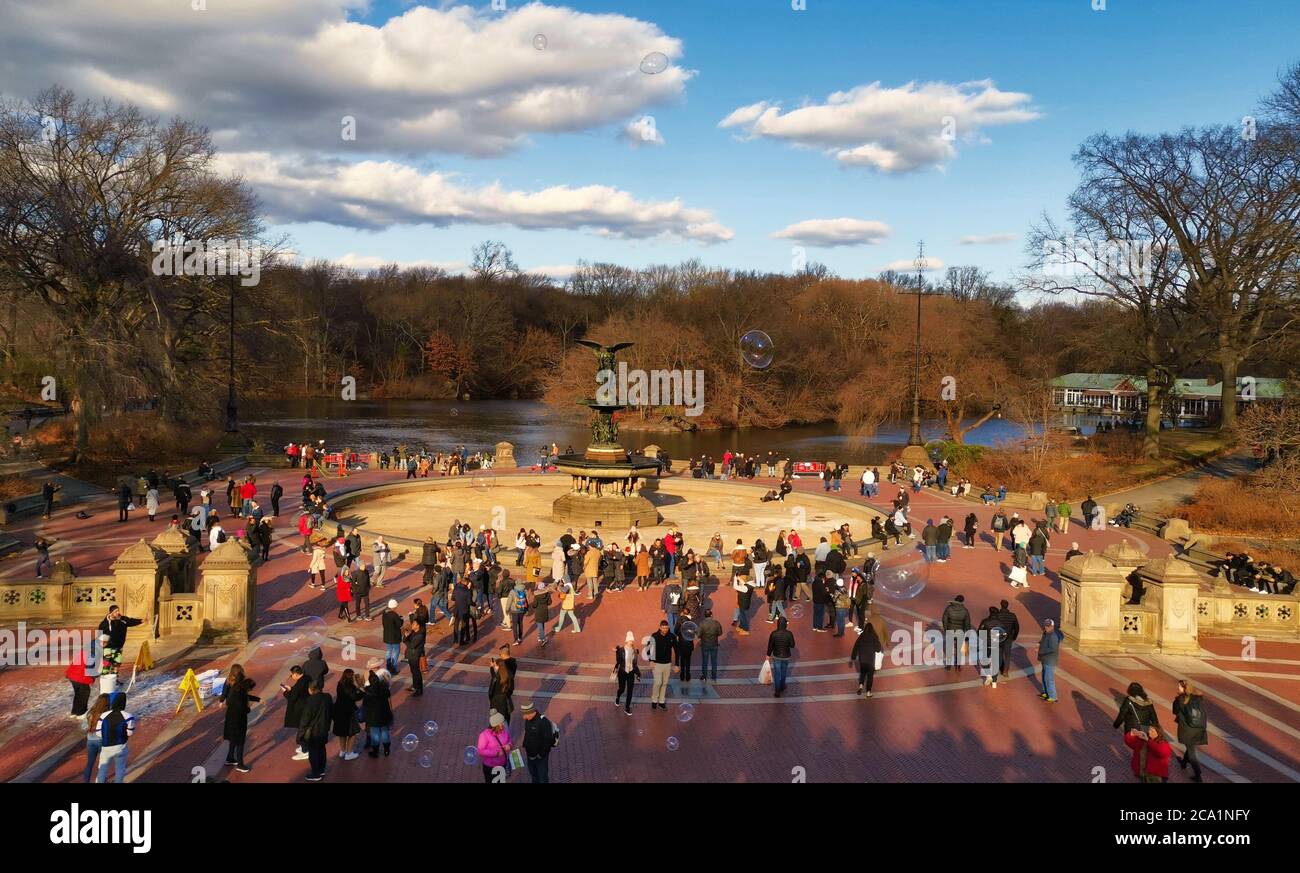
[873,650,884,670]
[1008,565,1028,587]
[757,658,773,685]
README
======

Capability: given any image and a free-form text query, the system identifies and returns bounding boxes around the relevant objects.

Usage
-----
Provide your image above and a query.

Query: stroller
[1112,503,1139,528]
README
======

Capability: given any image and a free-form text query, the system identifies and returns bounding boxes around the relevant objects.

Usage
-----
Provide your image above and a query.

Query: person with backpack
[1113,682,1161,733]
[1172,680,1208,782]
[1124,724,1172,783]
[520,701,559,783]
[831,579,853,637]
[941,595,971,671]
[93,691,135,783]
[990,508,1009,552]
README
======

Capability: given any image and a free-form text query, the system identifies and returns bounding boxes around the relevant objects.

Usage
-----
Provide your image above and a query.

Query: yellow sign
[135,641,155,672]
[175,667,204,714]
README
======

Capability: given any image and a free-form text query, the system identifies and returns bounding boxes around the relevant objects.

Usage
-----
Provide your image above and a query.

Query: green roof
[1051,373,1284,399]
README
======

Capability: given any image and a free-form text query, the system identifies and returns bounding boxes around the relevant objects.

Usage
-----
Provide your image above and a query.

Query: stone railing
[1197,580,1298,641]
[0,570,118,621]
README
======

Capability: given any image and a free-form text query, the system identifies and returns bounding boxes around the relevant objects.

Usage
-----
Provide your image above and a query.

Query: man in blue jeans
[381,600,403,672]
[1038,618,1062,703]
[697,610,723,681]
[765,617,796,697]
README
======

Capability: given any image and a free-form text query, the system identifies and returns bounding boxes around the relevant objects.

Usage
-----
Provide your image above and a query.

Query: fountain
[551,341,661,527]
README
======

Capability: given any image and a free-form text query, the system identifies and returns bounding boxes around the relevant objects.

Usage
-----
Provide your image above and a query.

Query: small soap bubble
[666,736,679,751]
[472,470,495,492]
[418,751,433,768]
[676,702,694,723]
[423,720,439,737]
[639,51,668,74]
[532,34,547,51]
[463,745,478,765]
[790,602,805,620]
[740,330,774,369]
[401,733,418,752]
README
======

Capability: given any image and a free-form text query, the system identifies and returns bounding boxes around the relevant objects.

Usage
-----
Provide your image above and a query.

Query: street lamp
[899,241,936,470]
[225,273,237,433]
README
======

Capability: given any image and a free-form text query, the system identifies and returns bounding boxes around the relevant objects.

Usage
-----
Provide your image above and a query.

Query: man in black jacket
[520,700,557,783]
[300,680,333,781]
[381,600,404,672]
[97,606,144,676]
[812,571,833,631]
[422,537,439,586]
[995,599,1019,678]
[280,666,310,760]
[648,621,677,709]
[766,617,796,697]
[451,576,475,646]
[302,646,329,690]
[269,481,283,518]
[940,595,971,671]
[117,482,132,523]
[405,615,427,696]
[352,559,371,620]
[977,607,1006,688]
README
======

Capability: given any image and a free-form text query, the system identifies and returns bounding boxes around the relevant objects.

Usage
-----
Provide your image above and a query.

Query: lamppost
[899,241,934,470]
[225,273,237,433]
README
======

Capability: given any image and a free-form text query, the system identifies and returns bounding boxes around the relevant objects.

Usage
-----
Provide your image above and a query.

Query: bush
[0,475,33,501]
[927,440,985,473]
[1170,477,1300,539]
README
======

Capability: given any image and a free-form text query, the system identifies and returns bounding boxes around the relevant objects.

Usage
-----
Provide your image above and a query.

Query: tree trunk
[1143,370,1163,459]
[1218,340,1239,431]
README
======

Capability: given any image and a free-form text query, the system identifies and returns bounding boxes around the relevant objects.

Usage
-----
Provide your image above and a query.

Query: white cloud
[213,152,733,243]
[620,116,665,147]
[881,257,945,272]
[959,233,1018,245]
[720,79,1039,173]
[527,264,580,280]
[332,253,466,273]
[2,0,691,157]
[770,218,891,247]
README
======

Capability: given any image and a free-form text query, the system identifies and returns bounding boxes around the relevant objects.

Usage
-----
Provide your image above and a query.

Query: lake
[242,398,1106,465]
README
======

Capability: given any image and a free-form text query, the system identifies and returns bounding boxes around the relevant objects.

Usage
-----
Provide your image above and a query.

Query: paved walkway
[1,466,1296,783]
[1092,450,1256,512]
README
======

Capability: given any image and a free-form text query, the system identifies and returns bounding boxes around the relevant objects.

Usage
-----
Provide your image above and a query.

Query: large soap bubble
[639,51,669,74]
[680,621,699,643]
[740,330,774,369]
[876,557,928,600]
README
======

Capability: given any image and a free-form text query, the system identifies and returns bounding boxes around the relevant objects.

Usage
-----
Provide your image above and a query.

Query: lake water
[243,398,1106,465]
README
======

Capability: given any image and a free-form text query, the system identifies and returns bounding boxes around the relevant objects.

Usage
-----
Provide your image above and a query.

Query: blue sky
[6,0,1298,282]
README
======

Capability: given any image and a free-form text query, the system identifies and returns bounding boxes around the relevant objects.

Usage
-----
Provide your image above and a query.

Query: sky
[2,0,1297,283]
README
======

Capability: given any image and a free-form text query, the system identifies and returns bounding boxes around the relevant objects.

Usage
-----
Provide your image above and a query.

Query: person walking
[1037,619,1061,703]
[850,620,883,697]
[1056,499,1072,534]
[65,642,94,718]
[661,578,683,634]
[1124,724,1173,783]
[991,508,1009,552]
[995,599,1019,679]
[334,567,353,622]
[520,701,557,783]
[509,578,530,645]
[532,580,552,646]
[765,617,796,698]
[553,577,581,634]
[1172,680,1208,783]
[648,620,677,710]
[977,606,1006,688]
[697,609,723,683]
[220,663,259,773]
[614,631,641,715]
[476,710,513,782]
[1113,682,1161,732]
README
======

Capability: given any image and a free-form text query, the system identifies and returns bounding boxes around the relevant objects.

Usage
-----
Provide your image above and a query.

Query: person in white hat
[381,600,402,672]
[614,631,640,715]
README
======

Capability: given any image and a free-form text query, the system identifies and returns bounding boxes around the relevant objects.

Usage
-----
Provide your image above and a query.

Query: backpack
[216,529,228,543]
[100,710,130,745]
[513,588,529,612]
[1181,698,1206,729]
[992,515,1007,532]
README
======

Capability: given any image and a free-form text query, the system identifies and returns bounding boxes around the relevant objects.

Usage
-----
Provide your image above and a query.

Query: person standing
[977,606,1006,689]
[509,578,530,645]
[940,595,971,671]
[995,599,1019,679]
[831,579,852,637]
[1172,680,1208,783]
[765,617,796,698]
[220,663,259,773]
[1037,619,1061,703]
[583,542,602,600]
[661,578,684,634]
[300,680,333,781]
[351,558,371,621]
[117,481,132,523]
[93,691,135,783]
[82,693,110,783]
[97,606,143,680]
[1056,499,1072,534]
[732,566,754,636]
[404,613,426,697]
[532,580,552,646]
[648,620,677,710]
[41,479,60,519]
[332,669,363,761]
[371,535,390,589]
[65,641,94,718]
[963,512,979,549]
[363,670,393,757]
[1028,523,1050,576]
[476,711,513,783]
[697,609,723,683]
[269,481,283,518]
[850,621,882,697]
[614,631,640,715]
[381,600,403,673]
[520,701,557,783]
[936,516,953,562]
[990,508,1009,552]
[489,645,518,723]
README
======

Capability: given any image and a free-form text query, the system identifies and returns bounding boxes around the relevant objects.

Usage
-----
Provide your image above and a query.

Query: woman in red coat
[335,571,353,622]
[1124,725,1172,783]
[66,647,95,717]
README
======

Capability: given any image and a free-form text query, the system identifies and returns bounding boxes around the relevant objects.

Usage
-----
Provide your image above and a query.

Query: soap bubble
[666,736,679,751]
[418,751,433,769]
[676,702,694,723]
[472,470,495,492]
[401,733,418,752]
[680,620,699,643]
[740,330,774,369]
[532,34,547,51]
[790,602,805,620]
[639,51,669,74]
[249,616,328,663]
[877,559,927,600]
[423,720,439,737]
[463,745,478,765]
[637,729,644,737]
[450,408,459,417]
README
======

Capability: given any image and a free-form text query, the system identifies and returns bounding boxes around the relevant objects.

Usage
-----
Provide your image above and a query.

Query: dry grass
[1169,477,1300,539]
[1212,539,1300,568]
[0,474,33,501]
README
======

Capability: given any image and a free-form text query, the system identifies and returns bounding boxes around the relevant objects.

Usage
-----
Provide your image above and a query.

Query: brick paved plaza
[2,466,1296,784]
